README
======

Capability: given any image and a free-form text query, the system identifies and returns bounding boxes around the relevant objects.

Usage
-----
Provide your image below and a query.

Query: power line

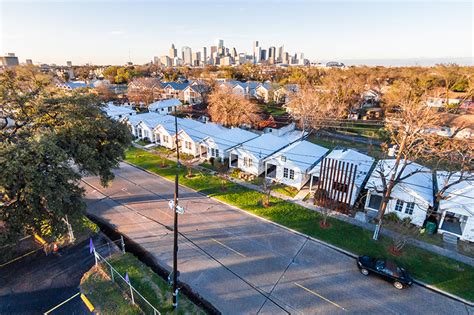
[82,179,292,314]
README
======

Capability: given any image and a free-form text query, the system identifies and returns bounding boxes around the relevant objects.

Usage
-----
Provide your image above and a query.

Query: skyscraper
[268,46,276,64]
[260,49,266,62]
[181,46,192,65]
[253,41,261,63]
[277,45,284,63]
[202,47,207,64]
[169,44,177,59]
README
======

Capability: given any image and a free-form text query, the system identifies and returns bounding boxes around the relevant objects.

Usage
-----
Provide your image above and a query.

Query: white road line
[211,238,246,258]
[295,282,347,311]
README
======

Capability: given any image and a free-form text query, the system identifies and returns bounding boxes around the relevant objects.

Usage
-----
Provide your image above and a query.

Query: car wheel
[393,281,404,290]
[360,268,369,276]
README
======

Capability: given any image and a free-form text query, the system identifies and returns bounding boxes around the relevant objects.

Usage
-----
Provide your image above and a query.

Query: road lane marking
[0,248,42,268]
[211,238,246,258]
[295,282,347,311]
[44,292,81,314]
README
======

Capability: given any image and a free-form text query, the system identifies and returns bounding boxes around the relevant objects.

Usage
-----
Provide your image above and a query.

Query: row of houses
[105,108,473,242]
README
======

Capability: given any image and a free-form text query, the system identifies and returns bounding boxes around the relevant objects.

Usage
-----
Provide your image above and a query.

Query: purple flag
[89,238,94,254]
[125,272,130,284]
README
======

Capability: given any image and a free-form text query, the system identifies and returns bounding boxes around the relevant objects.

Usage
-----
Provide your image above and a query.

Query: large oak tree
[0,66,131,242]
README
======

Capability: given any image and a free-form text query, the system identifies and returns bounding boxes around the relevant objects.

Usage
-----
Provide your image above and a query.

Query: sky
[1,0,472,66]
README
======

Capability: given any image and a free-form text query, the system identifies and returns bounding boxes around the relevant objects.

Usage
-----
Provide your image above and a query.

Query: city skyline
[1,1,472,66]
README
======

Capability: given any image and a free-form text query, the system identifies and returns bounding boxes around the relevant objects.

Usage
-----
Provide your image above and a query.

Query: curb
[120,160,473,307]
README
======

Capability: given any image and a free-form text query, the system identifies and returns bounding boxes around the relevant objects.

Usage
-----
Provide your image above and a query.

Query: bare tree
[261,178,275,208]
[127,77,162,107]
[371,78,442,240]
[207,87,258,127]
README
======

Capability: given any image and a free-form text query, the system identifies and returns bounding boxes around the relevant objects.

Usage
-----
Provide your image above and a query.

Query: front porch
[439,211,467,237]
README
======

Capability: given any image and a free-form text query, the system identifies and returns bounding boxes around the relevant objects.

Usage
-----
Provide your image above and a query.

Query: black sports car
[357,256,413,289]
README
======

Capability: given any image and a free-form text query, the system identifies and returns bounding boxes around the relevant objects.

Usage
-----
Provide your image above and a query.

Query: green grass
[273,184,299,198]
[307,134,385,159]
[82,252,204,314]
[134,139,149,146]
[125,147,474,302]
[260,104,287,116]
[200,162,216,171]
[81,262,142,315]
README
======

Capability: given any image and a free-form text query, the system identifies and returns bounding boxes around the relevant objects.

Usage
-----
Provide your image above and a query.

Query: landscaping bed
[125,147,474,302]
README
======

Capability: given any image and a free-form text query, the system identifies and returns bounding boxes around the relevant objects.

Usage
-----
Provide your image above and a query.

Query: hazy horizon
[1,1,472,66]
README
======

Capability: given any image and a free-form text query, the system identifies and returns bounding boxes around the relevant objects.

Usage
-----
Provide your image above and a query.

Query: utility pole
[172,111,180,309]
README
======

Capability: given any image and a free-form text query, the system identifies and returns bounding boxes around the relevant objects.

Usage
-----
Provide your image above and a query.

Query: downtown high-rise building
[277,45,284,63]
[169,44,178,59]
[181,46,192,65]
[268,46,276,64]
[201,47,207,64]
[253,41,261,63]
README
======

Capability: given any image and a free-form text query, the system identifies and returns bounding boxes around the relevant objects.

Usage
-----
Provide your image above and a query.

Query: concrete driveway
[82,162,472,314]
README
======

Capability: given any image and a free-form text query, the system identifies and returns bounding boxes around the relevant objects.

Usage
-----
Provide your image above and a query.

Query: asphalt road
[82,162,473,314]
[0,234,113,315]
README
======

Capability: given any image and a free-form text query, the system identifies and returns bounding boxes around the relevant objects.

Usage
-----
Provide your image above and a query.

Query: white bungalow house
[124,112,164,138]
[153,117,203,150]
[183,84,209,105]
[264,140,329,190]
[161,82,189,100]
[199,128,259,160]
[177,122,228,156]
[149,98,183,114]
[255,83,273,103]
[153,120,177,149]
[273,84,299,104]
[135,114,174,142]
[102,103,136,120]
[228,133,298,176]
[364,160,433,226]
[436,172,474,242]
[309,149,375,207]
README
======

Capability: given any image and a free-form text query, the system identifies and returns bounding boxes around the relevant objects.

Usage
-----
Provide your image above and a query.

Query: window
[395,200,404,212]
[163,135,169,143]
[283,168,289,178]
[281,156,286,162]
[211,148,215,156]
[185,141,192,150]
[215,149,220,158]
[405,202,415,215]
[289,169,295,180]
[368,194,383,210]
[244,157,252,167]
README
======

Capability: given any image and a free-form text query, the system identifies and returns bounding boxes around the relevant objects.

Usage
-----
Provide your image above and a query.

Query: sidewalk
[134,143,474,267]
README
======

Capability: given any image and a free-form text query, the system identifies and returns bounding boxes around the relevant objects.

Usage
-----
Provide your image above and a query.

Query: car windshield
[375,260,385,270]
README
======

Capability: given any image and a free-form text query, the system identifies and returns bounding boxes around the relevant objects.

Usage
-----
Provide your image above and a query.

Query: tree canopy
[0,66,132,242]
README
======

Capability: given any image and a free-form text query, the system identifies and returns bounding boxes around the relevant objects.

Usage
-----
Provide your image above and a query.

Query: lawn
[81,252,204,314]
[307,134,385,159]
[125,147,474,302]
[273,184,299,198]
